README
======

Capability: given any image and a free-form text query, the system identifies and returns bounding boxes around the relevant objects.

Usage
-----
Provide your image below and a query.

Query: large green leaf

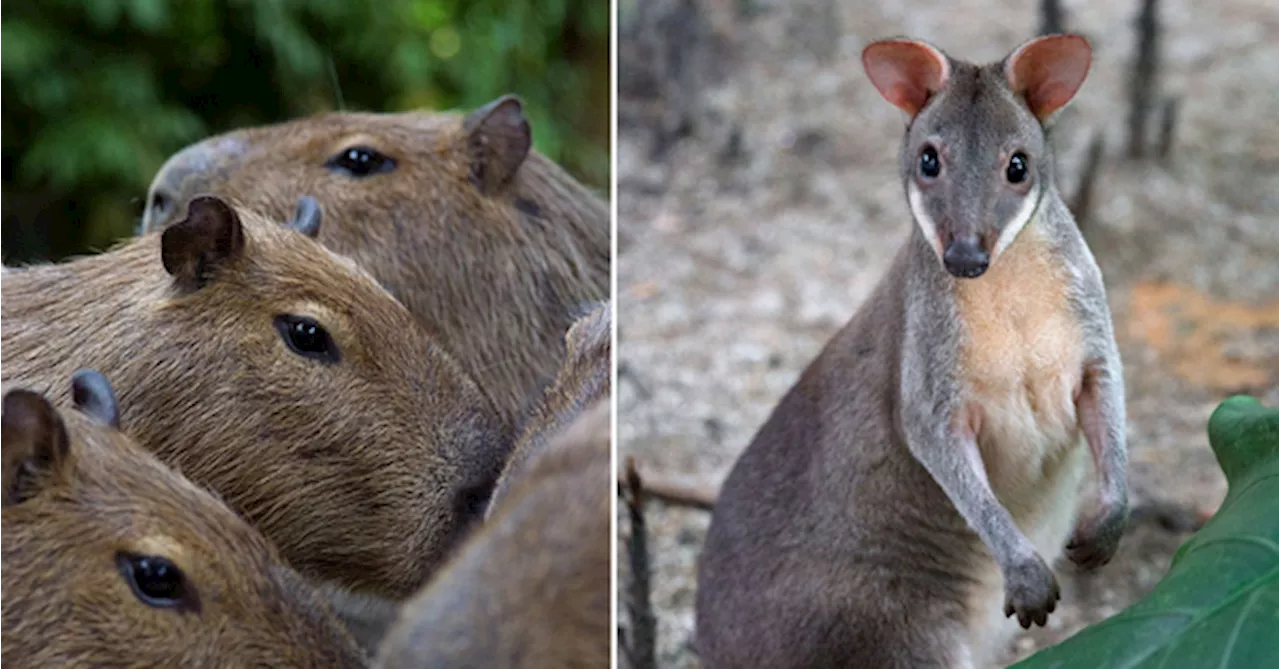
[1010,395,1279,669]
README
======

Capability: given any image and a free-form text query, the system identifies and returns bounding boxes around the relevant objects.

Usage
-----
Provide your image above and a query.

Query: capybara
[323,300,613,653]
[141,95,610,428]
[1,194,511,602]
[2,369,366,668]
[373,399,613,669]
[489,299,611,516]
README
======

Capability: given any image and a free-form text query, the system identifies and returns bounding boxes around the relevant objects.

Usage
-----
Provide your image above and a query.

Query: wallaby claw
[1002,554,1061,629]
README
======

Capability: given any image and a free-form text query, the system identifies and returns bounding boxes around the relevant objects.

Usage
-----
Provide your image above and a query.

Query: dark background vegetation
[2,0,610,263]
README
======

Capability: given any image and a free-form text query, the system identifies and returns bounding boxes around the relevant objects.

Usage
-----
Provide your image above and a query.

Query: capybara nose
[142,137,244,234]
[141,187,177,235]
[943,237,990,279]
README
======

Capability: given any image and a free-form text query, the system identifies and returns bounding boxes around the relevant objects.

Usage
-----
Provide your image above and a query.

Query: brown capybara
[321,301,613,654]
[1,194,511,603]
[1,369,366,668]
[489,299,612,516]
[373,399,613,669]
[140,95,611,428]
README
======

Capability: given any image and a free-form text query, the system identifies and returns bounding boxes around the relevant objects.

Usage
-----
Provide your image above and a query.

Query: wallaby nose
[943,237,990,278]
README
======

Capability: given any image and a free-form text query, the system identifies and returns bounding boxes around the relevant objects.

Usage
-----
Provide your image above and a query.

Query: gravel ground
[615,1,1278,667]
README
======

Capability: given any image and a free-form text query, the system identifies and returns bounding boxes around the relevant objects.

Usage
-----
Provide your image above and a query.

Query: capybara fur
[1,194,511,602]
[141,95,610,428]
[322,301,613,653]
[373,399,612,669]
[489,300,611,516]
[2,370,366,668]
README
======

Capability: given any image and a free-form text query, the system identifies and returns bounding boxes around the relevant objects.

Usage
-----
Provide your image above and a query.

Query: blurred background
[2,0,610,263]
[616,0,1277,667]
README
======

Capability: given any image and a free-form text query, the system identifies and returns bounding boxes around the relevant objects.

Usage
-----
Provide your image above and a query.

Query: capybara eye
[117,552,187,608]
[273,315,341,364]
[325,146,396,177]
[919,146,940,179]
[1006,152,1029,184]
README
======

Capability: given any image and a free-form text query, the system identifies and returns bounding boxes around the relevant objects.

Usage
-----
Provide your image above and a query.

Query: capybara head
[140,95,611,426]
[374,399,613,669]
[1,370,366,668]
[320,301,613,654]
[1,194,512,600]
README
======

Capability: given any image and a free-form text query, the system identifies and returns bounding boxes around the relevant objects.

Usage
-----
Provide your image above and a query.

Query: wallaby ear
[2,388,71,507]
[71,369,121,430]
[161,195,245,291]
[862,39,951,117]
[1005,34,1091,122]
[288,195,322,239]
[463,94,532,195]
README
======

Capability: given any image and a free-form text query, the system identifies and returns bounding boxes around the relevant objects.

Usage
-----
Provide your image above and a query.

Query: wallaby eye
[274,315,341,364]
[325,146,395,177]
[919,146,941,179]
[1006,152,1029,184]
[118,552,190,609]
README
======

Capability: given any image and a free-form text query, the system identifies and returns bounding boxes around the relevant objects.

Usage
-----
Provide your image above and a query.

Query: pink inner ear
[1007,35,1092,120]
[862,40,949,116]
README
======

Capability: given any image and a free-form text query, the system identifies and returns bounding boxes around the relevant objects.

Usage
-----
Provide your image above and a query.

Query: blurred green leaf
[3,0,609,262]
[1,21,62,77]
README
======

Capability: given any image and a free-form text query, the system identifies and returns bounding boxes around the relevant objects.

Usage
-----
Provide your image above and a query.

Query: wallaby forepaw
[1002,555,1060,629]
[1065,503,1127,570]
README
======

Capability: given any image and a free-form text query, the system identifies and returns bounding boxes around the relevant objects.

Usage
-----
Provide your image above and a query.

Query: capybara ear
[462,94,532,195]
[161,194,245,291]
[71,369,121,430]
[1004,34,1092,122]
[2,388,71,507]
[288,195,323,239]
[564,301,611,360]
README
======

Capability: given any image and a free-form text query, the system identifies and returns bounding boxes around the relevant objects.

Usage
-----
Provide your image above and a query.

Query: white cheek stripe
[906,181,944,257]
[993,185,1041,260]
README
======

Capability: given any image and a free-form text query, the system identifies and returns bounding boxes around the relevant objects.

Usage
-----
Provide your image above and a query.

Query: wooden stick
[621,457,657,669]
[1038,0,1064,36]
[616,469,719,511]
[1127,0,1161,158]
[1157,96,1180,159]
[1070,129,1106,229]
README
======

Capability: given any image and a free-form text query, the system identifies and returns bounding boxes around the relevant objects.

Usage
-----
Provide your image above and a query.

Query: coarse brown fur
[141,97,611,428]
[323,300,613,653]
[1,373,366,668]
[374,399,613,669]
[1,196,512,602]
[490,300,612,515]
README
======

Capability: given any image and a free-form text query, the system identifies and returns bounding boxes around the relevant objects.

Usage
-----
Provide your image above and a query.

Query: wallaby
[696,34,1127,669]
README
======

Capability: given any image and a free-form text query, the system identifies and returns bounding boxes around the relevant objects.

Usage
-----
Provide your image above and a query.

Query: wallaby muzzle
[943,236,989,278]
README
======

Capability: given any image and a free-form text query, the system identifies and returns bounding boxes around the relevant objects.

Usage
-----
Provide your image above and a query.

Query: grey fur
[696,34,1126,669]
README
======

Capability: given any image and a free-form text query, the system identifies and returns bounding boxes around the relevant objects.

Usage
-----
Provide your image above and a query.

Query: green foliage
[1010,396,1279,669]
[2,0,610,262]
